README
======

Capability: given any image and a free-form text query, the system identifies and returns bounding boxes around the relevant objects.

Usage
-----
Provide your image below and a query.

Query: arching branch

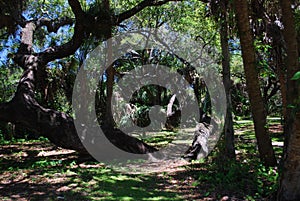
[40,0,86,63]
[114,0,181,25]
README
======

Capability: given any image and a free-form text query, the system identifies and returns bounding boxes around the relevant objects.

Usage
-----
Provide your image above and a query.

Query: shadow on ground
[0,121,283,200]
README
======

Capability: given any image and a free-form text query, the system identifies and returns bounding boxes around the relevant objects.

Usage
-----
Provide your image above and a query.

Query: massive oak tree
[0,0,178,154]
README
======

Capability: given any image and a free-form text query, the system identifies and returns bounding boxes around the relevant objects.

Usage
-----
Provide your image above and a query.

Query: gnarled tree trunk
[0,0,172,156]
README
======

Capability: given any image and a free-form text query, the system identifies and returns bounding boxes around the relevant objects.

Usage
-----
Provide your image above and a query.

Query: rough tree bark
[233,0,277,167]
[277,0,300,200]
[0,0,177,155]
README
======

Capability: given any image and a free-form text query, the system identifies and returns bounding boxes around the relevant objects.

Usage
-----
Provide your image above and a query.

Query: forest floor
[0,119,283,201]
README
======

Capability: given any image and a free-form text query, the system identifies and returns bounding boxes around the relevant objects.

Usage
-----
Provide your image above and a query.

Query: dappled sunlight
[0,119,283,200]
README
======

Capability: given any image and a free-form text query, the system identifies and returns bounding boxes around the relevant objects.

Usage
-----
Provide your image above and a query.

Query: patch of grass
[0,142,184,200]
[0,134,49,145]
[63,167,183,200]
[143,131,178,148]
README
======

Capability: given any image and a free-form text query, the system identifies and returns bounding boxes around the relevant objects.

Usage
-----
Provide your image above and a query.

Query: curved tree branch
[39,0,86,63]
[114,0,181,25]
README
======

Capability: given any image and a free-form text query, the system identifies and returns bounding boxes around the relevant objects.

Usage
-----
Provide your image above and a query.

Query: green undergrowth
[187,156,279,200]
[189,117,282,200]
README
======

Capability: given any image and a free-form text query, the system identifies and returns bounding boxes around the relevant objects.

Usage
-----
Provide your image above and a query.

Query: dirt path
[0,141,235,200]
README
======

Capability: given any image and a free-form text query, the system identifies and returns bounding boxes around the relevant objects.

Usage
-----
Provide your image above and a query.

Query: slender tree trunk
[277,0,300,200]
[276,47,287,120]
[233,0,277,166]
[220,1,235,159]
[103,0,114,129]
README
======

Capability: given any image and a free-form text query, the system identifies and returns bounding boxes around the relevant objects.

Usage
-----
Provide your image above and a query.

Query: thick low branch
[0,58,157,154]
[1,53,85,151]
[0,92,156,155]
[3,94,88,153]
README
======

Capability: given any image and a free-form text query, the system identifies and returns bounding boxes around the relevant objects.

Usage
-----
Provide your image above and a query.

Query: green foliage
[32,159,63,168]
[177,143,279,199]
[0,66,22,102]
[26,0,73,19]
[169,1,219,47]
[294,9,300,32]
[291,71,300,81]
